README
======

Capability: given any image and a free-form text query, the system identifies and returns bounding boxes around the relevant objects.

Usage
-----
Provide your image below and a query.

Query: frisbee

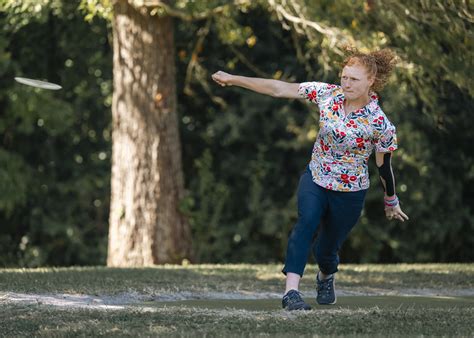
[14,77,62,90]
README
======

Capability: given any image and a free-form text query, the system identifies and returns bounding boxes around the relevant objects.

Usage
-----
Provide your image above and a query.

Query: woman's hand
[211,71,233,87]
[385,204,409,222]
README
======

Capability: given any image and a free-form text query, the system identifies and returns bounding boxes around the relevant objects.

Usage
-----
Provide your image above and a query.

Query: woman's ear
[369,75,376,88]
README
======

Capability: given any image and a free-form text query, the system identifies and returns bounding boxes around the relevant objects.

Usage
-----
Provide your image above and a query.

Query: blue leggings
[282,165,367,277]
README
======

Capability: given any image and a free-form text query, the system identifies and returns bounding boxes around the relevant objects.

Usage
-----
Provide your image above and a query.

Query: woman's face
[341,61,374,101]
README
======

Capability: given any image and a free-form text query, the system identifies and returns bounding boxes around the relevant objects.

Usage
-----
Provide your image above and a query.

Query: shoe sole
[317,297,337,305]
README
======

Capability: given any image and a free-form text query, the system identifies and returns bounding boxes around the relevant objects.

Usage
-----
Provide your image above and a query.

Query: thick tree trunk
[107,0,191,266]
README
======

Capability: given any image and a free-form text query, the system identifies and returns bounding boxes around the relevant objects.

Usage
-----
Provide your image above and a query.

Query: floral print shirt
[298,82,398,192]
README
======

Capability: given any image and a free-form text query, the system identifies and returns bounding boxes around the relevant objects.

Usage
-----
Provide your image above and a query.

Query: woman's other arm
[375,151,409,222]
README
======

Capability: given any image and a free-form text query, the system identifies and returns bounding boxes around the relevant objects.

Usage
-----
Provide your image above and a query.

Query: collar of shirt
[332,87,380,118]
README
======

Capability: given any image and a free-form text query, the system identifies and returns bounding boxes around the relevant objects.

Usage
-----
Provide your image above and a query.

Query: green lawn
[1,263,473,295]
[1,263,473,336]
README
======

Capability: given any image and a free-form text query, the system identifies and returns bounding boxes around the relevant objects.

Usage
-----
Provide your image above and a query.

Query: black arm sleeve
[377,152,396,197]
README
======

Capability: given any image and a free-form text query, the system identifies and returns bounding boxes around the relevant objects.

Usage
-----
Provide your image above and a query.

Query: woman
[211,47,409,310]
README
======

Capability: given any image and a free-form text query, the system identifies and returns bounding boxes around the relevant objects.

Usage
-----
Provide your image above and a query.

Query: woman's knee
[315,243,338,263]
[297,209,321,227]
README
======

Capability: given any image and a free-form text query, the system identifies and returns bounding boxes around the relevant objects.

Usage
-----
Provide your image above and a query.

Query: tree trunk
[107,0,191,266]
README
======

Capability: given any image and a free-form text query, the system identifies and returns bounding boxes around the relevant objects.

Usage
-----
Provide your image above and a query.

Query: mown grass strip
[1,263,473,296]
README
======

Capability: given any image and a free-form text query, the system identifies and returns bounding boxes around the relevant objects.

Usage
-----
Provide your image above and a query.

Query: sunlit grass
[1,263,472,296]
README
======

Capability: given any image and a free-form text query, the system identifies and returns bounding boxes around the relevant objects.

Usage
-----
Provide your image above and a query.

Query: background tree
[107,0,192,266]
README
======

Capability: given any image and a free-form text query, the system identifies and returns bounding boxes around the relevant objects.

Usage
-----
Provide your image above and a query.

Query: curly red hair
[340,46,398,92]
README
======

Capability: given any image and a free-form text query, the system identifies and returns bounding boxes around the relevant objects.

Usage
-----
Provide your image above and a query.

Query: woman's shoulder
[299,81,340,90]
[298,82,340,104]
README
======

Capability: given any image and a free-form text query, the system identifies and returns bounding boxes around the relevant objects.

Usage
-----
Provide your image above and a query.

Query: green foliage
[0,0,64,31]
[179,149,231,262]
[0,149,30,216]
[0,0,472,267]
[0,1,111,267]
[78,0,112,22]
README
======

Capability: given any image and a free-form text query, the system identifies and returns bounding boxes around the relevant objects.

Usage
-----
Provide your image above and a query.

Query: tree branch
[184,18,212,96]
[268,0,356,52]
[268,0,334,36]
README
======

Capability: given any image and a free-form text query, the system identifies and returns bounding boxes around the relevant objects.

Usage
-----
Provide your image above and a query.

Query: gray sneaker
[316,272,336,305]
[282,289,312,311]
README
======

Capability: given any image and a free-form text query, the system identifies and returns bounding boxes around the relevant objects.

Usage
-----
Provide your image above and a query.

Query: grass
[1,302,472,336]
[151,295,474,311]
[1,263,473,295]
[1,263,473,336]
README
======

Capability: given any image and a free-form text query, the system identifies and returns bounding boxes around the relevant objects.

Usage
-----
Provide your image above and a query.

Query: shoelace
[285,290,304,304]
[317,278,333,296]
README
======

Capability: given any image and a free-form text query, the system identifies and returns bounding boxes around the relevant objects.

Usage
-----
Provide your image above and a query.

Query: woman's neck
[344,94,370,111]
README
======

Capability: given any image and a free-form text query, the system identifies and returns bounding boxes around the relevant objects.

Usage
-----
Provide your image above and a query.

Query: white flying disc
[14,77,62,90]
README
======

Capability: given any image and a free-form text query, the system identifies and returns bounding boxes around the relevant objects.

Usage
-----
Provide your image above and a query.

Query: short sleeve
[298,82,335,105]
[371,111,398,152]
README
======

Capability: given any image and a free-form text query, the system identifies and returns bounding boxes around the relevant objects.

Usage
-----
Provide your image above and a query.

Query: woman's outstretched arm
[211,71,300,98]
